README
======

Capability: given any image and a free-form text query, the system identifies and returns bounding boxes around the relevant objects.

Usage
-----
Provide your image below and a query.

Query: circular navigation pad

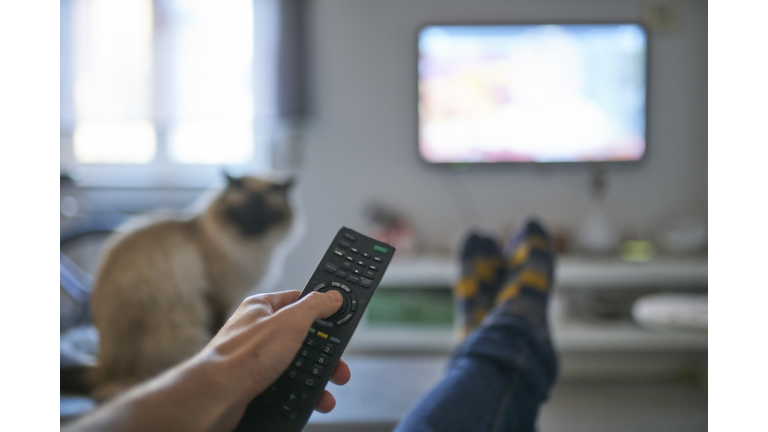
[325,288,348,320]
[313,282,358,327]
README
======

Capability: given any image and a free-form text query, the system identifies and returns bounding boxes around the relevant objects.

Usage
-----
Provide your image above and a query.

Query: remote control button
[345,255,354,261]
[359,277,372,288]
[350,247,359,254]
[292,357,309,370]
[312,283,326,292]
[304,336,320,348]
[331,281,352,292]
[280,405,292,417]
[346,274,359,283]
[330,336,341,344]
[357,260,366,267]
[285,368,301,382]
[369,265,378,271]
[308,327,316,334]
[313,353,330,366]
[373,256,382,263]
[303,377,318,388]
[373,245,389,254]
[321,343,336,355]
[342,261,352,269]
[310,364,324,377]
[323,262,337,273]
[315,285,350,324]
[333,249,344,257]
[335,312,354,326]
[338,240,350,249]
[299,347,313,358]
[315,319,333,327]
[364,270,375,279]
[316,331,328,339]
[350,293,358,312]
[362,252,371,259]
[352,269,362,275]
[285,391,299,407]
[344,233,356,242]
[335,269,348,279]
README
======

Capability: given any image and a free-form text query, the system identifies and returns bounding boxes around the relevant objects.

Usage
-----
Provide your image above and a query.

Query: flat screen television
[417,23,647,163]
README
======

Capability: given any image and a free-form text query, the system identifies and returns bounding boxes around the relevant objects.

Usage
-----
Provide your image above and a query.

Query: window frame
[59,0,298,188]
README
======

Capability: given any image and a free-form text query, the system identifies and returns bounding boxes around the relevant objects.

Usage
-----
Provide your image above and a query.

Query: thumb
[280,290,343,328]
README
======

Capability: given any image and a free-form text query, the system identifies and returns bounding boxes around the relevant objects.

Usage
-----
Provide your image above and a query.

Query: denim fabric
[393,314,558,432]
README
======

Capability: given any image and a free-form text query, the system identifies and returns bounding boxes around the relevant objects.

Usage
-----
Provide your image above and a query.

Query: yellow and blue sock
[487,218,556,330]
[454,232,505,339]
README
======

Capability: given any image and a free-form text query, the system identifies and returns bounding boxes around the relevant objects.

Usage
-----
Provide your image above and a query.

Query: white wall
[273,0,707,292]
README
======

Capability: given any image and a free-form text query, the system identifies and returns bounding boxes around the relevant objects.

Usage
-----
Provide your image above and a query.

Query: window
[60,0,303,186]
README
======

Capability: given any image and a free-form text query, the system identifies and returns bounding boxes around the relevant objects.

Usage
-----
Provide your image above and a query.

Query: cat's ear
[270,177,295,195]
[281,177,295,190]
[223,172,243,189]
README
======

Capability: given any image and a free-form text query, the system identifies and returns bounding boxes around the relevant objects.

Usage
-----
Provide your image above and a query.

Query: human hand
[206,290,349,406]
[191,289,350,429]
[62,290,349,432]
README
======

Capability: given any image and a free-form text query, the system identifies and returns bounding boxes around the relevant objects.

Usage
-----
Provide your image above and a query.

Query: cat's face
[215,175,295,238]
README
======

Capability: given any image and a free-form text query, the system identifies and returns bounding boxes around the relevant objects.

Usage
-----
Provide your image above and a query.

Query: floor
[61,354,707,431]
[305,355,708,432]
[537,380,708,432]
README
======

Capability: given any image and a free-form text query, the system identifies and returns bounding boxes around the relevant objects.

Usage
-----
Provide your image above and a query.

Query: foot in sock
[486,218,556,330]
[454,231,505,339]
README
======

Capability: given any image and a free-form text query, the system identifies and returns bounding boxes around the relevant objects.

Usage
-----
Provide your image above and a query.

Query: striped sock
[454,232,505,340]
[486,218,556,330]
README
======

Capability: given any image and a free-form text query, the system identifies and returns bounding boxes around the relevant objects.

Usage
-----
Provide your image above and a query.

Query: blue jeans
[394,314,558,432]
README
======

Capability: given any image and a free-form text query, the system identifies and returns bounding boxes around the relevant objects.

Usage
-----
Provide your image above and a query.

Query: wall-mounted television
[418,23,647,163]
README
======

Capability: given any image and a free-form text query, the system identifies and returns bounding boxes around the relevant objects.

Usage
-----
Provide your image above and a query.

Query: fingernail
[328,290,342,303]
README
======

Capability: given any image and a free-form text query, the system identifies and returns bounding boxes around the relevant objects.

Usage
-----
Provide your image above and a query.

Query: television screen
[418,24,647,163]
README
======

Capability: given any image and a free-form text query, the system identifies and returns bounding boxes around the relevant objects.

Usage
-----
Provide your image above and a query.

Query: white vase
[574,208,620,254]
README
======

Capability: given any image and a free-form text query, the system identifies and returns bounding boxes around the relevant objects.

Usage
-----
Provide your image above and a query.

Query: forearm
[63,353,243,432]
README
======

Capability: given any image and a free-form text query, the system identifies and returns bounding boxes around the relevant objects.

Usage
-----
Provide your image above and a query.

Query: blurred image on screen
[418,24,647,163]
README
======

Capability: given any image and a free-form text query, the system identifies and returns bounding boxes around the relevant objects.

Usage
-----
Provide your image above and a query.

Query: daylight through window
[64,0,276,167]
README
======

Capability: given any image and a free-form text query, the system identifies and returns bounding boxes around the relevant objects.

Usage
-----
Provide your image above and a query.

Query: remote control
[233,227,396,432]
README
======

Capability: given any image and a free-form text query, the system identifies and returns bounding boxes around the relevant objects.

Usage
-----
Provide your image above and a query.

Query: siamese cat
[90,175,295,400]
